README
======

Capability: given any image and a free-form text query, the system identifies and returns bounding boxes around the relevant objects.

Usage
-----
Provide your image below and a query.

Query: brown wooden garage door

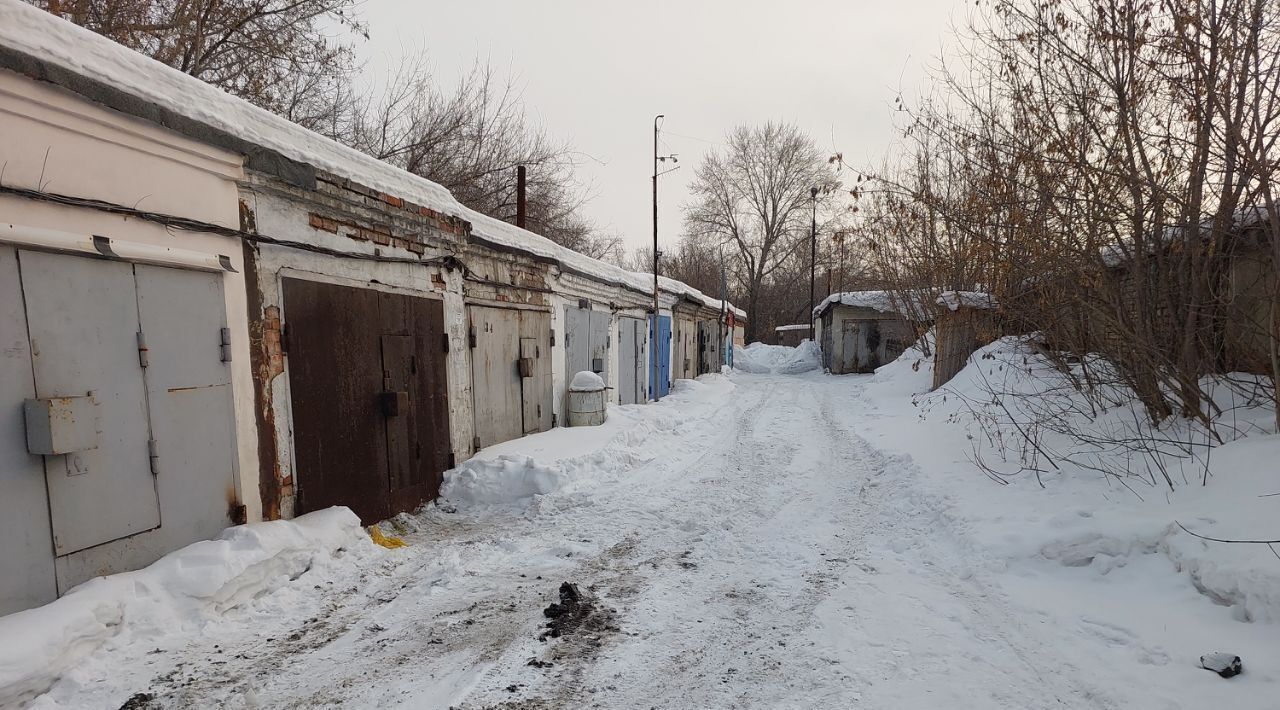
[283,278,451,524]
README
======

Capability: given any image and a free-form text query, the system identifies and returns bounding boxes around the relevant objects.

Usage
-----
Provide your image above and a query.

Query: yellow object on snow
[369,525,407,549]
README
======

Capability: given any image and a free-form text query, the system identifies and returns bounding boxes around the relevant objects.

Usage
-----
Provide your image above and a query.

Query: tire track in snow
[38,374,1123,709]
[812,379,1121,709]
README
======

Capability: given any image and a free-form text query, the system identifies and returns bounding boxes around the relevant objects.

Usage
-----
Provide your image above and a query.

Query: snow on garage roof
[0,0,743,318]
[813,290,927,319]
[936,291,999,311]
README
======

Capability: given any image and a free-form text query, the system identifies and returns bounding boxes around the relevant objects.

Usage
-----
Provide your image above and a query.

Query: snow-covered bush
[913,335,1276,490]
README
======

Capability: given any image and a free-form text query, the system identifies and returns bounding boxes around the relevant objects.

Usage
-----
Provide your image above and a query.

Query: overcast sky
[356,0,964,255]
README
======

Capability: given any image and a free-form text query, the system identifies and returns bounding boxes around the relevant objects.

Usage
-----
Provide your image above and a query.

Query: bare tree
[33,0,365,126]
[851,0,1280,487]
[683,122,839,342]
[35,3,619,259]
[338,57,615,256]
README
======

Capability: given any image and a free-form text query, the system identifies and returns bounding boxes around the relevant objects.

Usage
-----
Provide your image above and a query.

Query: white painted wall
[0,69,255,607]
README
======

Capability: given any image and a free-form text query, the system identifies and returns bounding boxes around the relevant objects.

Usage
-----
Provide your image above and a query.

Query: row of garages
[0,4,743,615]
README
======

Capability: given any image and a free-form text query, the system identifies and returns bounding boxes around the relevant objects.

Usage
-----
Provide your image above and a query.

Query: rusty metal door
[284,279,450,524]
[285,279,387,523]
[588,310,611,385]
[675,317,696,380]
[400,296,451,512]
[563,306,610,385]
[469,305,523,449]
[519,310,553,433]
[840,319,861,373]
[563,306,591,383]
[618,318,638,404]
[618,317,647,404]
[697,320,721,375]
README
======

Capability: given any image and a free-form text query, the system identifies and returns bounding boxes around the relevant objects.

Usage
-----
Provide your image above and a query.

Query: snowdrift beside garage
[0,508,371,707]
[864,335,1280,636]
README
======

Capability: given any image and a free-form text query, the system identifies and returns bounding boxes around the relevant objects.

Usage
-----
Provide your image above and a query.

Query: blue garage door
[649,315,672,399]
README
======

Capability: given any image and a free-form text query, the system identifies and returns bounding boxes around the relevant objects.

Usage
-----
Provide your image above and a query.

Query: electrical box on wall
[24,396,100,455]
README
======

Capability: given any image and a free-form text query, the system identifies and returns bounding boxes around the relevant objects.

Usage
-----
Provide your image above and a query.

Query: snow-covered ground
[4,343,1279,709]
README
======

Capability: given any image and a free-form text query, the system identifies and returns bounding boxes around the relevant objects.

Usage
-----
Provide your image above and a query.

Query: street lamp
[809,186,818,342]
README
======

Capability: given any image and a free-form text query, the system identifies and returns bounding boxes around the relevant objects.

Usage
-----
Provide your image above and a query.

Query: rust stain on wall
[239,236,283,520]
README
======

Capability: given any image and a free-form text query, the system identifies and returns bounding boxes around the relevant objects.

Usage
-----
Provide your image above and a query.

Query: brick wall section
[308,170,556,306]
[262,305,285,379]
[258,171,477,264]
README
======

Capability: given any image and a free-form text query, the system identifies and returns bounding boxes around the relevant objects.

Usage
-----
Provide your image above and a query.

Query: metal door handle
[380,391,408,416]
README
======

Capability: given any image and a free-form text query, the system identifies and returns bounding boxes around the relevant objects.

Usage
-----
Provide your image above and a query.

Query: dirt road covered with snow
[27,370,1276,709]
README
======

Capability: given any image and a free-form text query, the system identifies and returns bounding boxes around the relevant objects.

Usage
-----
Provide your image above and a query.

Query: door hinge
[147,438,159,475]
[219,327,232,362]
[549,328,556,347]
[136,331,149,368]
[536,404,542,418]
[472,435,481,452]
[442,332,450,353]
[552,413,557,427]
[468,326,477,349]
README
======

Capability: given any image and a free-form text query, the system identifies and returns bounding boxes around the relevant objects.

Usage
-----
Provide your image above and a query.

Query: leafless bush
[849,0,1280,486]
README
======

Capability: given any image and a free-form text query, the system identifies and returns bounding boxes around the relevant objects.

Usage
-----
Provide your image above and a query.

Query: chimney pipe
[516,165,527,229]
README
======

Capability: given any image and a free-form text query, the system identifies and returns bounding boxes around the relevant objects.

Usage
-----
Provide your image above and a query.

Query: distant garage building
[774,324,810,346]
[814,291,923,374]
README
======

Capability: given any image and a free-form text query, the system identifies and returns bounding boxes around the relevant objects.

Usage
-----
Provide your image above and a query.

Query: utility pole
[718,244,726,369]
[809,186,818,342]
[652,115,661,402]
[651,114,678,400]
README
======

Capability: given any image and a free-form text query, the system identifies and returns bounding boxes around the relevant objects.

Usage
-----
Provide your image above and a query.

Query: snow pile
[935,290,998,311]
[732,341,821,374]
[776,340,822,374]
[868,330,935,394]
[864,335,1280,628]
[439,376,737,516]
[0,508,371,707]
[440,455,569,511]
[733,343,794,373]
[569,371,605,391]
